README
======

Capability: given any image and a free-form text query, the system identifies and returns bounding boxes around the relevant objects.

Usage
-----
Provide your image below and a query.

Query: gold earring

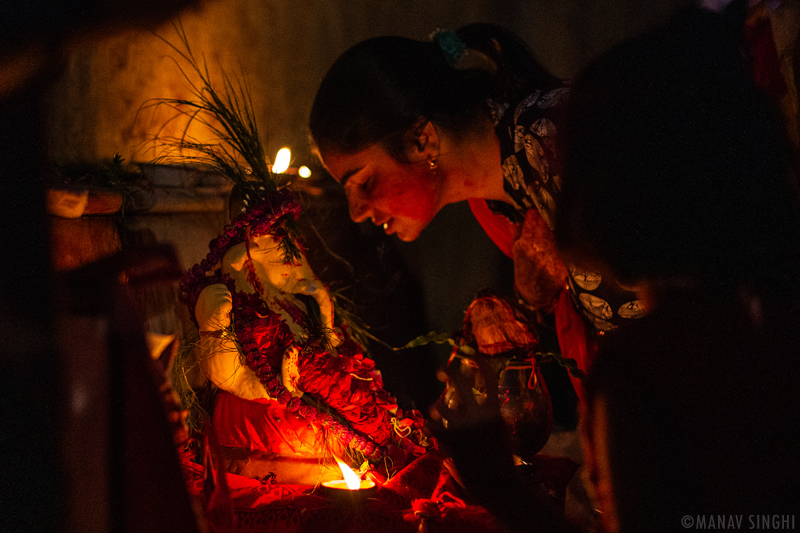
[428,158,438,170]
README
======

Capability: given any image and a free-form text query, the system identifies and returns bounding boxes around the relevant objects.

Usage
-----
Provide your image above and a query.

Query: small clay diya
[319,478,377,505]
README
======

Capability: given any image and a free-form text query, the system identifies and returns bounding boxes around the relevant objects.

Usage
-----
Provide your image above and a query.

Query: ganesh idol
[177,187,421,485]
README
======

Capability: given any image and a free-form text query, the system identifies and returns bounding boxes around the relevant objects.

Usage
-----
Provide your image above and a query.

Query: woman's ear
[410,120,440,161]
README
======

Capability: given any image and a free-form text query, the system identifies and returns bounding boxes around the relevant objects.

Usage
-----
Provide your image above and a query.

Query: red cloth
[211,391,320,455]
[467,198,520,259]
[205,452,501,533]
[554,288,597,404]
[180,447,577,532]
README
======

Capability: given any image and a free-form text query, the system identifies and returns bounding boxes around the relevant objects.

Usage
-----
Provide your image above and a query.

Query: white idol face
[222,234,311,294]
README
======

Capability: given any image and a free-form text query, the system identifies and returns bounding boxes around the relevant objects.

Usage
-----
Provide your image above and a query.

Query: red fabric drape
[467,198,519,259]
[554,288,597,404]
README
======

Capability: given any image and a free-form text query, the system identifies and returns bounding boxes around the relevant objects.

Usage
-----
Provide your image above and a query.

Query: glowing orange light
[319,459,376,502]
[336,458,361,490]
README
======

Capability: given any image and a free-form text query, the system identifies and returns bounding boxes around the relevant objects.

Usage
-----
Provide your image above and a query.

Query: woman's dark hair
[309,23,559,161]
[456,23,560,103]
[555,7,800,290]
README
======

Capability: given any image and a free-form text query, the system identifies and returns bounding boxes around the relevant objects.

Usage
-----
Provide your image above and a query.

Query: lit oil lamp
[319,459,377,504]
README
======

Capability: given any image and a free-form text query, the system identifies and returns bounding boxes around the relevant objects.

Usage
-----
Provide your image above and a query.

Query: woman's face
[322,143,443,242]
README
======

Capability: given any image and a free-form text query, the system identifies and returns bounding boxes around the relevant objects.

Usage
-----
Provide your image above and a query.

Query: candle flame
[272,147,291,173]
[335,458,361,490]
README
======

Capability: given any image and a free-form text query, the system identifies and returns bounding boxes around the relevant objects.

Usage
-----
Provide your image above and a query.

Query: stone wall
[44,0,689,166]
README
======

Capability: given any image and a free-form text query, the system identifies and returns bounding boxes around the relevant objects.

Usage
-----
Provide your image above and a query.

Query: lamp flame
[335,458,361,490]
[272,147,291,173]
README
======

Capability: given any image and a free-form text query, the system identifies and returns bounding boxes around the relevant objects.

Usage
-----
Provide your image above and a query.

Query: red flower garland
[229,286,395,457]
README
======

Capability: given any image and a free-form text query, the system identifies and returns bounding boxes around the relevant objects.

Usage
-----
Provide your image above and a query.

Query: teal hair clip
[431,29,467,67]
